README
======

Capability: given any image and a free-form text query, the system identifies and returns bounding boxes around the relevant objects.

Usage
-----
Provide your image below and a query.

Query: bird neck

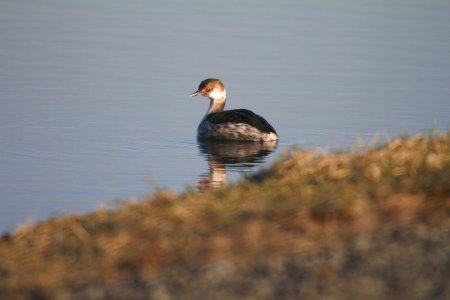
[206,98,226,115]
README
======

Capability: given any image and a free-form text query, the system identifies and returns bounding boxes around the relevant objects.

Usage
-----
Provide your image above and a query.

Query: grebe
[190,78,278,142]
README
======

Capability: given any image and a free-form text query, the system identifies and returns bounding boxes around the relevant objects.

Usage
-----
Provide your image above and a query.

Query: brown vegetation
[0,133,449,299]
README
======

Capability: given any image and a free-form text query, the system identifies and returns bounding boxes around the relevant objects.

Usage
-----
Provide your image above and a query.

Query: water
[1,0,449,233]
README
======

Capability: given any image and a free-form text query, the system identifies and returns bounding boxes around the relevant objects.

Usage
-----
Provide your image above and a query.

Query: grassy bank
[1,133,449,300]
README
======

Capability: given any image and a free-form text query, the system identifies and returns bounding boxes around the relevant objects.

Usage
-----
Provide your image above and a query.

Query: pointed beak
[190,91,199,97]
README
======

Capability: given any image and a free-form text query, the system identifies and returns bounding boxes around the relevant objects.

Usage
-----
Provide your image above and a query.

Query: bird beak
[190,91,199,97]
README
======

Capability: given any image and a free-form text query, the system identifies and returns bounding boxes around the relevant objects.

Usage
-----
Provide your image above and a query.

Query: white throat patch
[208,89,227,102]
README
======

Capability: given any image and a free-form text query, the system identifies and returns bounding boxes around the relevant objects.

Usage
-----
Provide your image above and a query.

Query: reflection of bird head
[197,161,226,192]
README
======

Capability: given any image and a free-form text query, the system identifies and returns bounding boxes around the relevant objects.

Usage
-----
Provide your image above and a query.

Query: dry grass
[0,133,449,299]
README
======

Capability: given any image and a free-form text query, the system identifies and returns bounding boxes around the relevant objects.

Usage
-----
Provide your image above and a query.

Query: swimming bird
[190,78,278,142]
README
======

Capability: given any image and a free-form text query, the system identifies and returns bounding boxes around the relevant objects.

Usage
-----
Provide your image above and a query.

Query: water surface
[1,0,449,232]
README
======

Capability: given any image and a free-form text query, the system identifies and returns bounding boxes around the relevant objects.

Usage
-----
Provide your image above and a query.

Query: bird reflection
[197,140,278,191]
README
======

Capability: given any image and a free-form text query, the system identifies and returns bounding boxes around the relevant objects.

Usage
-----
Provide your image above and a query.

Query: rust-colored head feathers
[190,78,225,98]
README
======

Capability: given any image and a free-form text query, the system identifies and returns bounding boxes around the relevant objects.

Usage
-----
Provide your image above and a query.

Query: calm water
[1,0,449,233]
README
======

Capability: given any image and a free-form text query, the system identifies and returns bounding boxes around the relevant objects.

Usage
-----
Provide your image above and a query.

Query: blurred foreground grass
[1,133,449,300]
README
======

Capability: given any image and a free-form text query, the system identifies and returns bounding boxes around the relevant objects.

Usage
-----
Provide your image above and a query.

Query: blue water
[1,0,449,232]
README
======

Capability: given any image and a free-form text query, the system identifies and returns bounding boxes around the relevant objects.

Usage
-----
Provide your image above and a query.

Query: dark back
[207,109,277,134]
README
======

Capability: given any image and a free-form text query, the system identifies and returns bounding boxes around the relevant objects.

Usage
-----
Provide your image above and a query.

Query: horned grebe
[190,78,278,142]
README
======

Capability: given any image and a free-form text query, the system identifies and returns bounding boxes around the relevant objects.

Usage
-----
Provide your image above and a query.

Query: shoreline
[1,132,449,299]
